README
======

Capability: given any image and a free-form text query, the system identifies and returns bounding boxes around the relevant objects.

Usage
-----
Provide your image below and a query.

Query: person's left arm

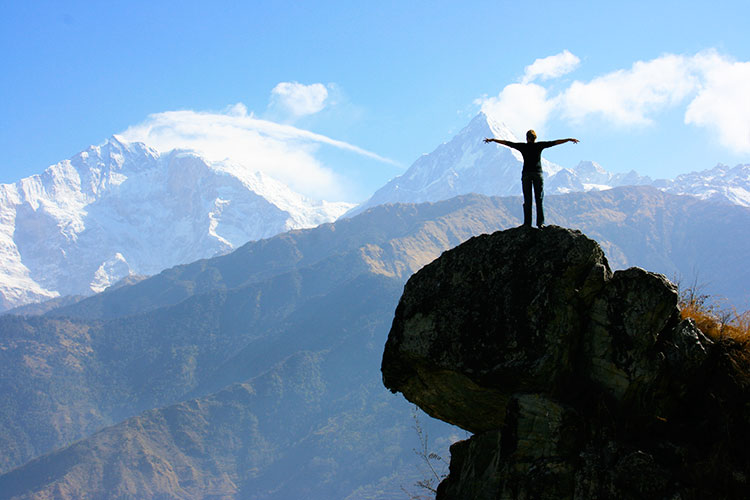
[540,138,580,148]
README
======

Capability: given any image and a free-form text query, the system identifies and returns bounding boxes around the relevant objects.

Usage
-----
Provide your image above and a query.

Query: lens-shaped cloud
[118,102,396,201]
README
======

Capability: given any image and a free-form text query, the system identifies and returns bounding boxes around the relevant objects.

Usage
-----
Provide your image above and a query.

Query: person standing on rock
[484,130,579,228]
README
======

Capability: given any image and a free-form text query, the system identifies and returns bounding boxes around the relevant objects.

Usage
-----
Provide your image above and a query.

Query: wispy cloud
[479,50,750,154]
[118,100,396,201]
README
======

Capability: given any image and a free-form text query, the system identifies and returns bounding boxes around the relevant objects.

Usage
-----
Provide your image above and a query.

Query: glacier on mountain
[0,137,352,311]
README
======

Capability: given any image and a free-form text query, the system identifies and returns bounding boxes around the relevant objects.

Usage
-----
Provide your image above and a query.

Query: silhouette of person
[484,130,579,228]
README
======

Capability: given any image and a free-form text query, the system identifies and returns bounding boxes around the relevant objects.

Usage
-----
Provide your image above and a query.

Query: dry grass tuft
[678,284,750,389]
[678,284,750,343]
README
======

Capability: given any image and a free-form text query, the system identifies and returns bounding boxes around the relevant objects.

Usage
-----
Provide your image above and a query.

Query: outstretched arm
[547,138,579,146]
[484,138,520,149]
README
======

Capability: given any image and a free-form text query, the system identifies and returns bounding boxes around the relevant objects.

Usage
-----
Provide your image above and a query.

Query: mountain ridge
[0,137,352,311]
[351,112,750,215]
[46,186,746,323]
[1,187,749,497]
[4,112,749,313]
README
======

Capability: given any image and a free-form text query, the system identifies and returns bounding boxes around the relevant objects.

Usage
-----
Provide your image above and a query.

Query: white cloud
[558,50,750,153]
[270,82,329,118]
[480,50,750,154]
[685,52,750,153]
[479,83,557,138]
[478,50,577,137]
[118,103,395,201]
[560,54,698,125]
[522,50,580,83]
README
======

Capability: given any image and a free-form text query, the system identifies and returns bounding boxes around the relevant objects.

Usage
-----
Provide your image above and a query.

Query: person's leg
[521,174,532,226]
[533,173,544,227]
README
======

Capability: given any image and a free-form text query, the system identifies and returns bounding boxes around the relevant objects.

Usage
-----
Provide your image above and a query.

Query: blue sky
[2,0,750,202]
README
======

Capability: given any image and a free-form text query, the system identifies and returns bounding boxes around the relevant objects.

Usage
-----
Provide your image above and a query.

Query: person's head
[526,130,537,143]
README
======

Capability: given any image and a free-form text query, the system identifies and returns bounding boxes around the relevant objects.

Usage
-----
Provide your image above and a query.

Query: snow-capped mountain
[657,163,750,206]
[546,160,653,194]
[349,112,564,215]
[0,137,352,311]
[351,112,750,214]
[350,112,638,215]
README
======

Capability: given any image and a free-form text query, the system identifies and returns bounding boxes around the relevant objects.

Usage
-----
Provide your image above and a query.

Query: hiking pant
[522,171,544,227]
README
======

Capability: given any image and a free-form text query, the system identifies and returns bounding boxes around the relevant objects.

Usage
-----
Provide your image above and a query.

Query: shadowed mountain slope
[50,186,750,322]
[46,195,517,321]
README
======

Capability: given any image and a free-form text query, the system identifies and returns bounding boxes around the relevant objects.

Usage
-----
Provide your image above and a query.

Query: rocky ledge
[382,225,749,499]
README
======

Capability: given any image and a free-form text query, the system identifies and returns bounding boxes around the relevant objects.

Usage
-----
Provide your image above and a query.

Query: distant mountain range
[2,112,749,313]
[351,112,750,214]
[0,137,352,311]
[2,104,750,499]
[1,188,749,498]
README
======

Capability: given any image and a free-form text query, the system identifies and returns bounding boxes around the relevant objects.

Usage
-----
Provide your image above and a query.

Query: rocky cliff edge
[382,225,749,499]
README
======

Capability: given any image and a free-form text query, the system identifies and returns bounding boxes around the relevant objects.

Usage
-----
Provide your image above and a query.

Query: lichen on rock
[382,225,748,499]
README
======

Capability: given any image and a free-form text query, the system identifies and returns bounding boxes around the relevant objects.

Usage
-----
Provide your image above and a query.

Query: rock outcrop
[382,225,750,499]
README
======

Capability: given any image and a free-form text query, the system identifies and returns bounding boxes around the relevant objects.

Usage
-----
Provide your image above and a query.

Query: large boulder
[382,226,610,432]
[382,225,748,499]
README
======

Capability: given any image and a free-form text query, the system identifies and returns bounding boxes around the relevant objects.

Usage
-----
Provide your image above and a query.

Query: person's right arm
[484,138,521,149]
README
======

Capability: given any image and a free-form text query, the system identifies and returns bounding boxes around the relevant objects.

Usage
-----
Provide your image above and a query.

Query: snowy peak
[483,112,521,142]
[351,112,750,216]
[661,163,750,206]
[75,136,160,179]
[543,160,652,193]
[458,111,516,141]
[351,112,563,215]
[457,111,525,152]
[0,138,353,311]
[573,161,609,183]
